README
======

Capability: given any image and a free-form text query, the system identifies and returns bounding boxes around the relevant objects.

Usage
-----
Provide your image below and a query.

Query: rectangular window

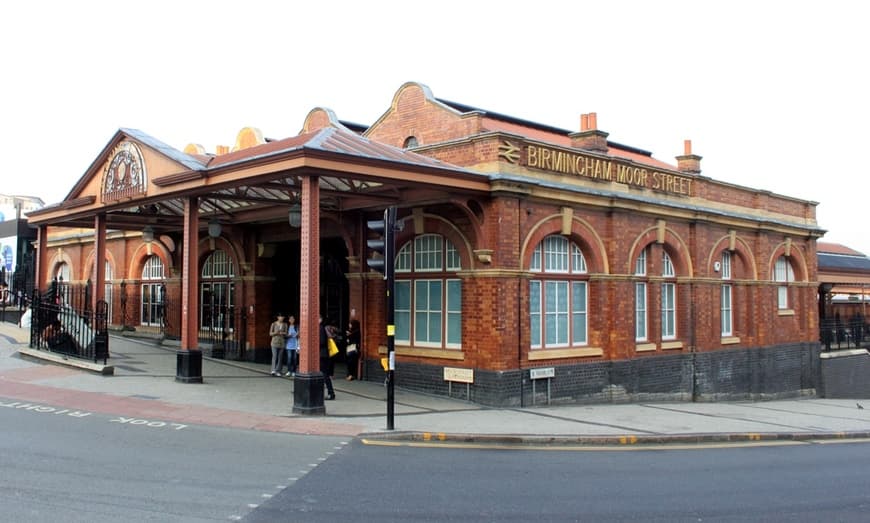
[778,286,789,310]
[395,281,411,343]
[414,280,442,345]
[446,279,462,347]
[635,282,647,340]
[721,284,733,336]
[544,281,569,346]
[661,282,676,340]
[530,281,542,347]
[572,281,587,345]
[774,257,793,310]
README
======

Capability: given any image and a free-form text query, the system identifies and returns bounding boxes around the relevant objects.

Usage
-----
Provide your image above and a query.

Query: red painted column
[181,196,200,351]
[299,176,320,373]
[35,225,48,293]
[293,175,325,414]
[177,196,203,383]
[93,214,106,309]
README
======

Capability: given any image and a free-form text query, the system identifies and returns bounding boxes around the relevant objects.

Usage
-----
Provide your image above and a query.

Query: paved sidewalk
[3,320,870,445]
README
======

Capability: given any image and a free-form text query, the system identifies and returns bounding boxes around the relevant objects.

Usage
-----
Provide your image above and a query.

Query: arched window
[403,136,419,148]
[529,235,588,349]
[141,255,165,327]
[720,251,732,336]
[661,251,676,340]
[774,255,795,310]
[394,234,462,349]
[200,250,235,334]
[54,262,70,282]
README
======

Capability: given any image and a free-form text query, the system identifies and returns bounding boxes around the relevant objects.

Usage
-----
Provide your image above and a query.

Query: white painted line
[261,493,273,499]
[247,504,258,508]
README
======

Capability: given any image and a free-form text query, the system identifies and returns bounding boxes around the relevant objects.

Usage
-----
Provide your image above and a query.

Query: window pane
[530,281,541,347]
[721,285,732,336]
[395,281,411,341]
[572,281,587,344]
[721,251,732,280]
[635,282,647,340]
[572,244,587,273]
[446,240,461,270]
[662,283,676,339]
[635,249,647,276]
[414,235,442,272]
[447,280,461,346]
[396,243,412,272]
[543,236,569,273]
[662,252,675,277]
[429,311,442,343]
[531,244,542,272]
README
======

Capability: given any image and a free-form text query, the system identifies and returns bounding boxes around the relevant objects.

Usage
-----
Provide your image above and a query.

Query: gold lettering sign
[519,143,692,197]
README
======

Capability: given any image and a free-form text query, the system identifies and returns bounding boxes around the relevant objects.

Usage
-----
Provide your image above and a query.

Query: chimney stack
[570,112,609,152]
[676,139,702,174]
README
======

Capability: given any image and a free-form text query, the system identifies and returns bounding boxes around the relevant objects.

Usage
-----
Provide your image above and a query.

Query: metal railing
[820,316,866,351]
[198,305,246,360]
[29,284,109,365]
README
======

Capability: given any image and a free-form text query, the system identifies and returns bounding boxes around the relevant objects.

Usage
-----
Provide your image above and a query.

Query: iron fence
[29,283,109,364]
[820,315,866,351]
[198,305,246,360]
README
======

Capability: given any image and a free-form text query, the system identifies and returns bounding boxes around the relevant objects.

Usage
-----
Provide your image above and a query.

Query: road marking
[809,437,870,445]
[0,401,91,417]
[360,438,810,451]
[109,416,187,430]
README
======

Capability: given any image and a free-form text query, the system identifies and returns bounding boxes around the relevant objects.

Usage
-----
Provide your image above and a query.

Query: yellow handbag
[327,337,339,357]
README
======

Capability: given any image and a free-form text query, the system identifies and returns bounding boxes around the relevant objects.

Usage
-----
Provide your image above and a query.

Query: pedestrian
[284,314,299,376]
[268,312,288,376]
[345,318,361,381]
[18,300,31,330]
[320,316,336,400]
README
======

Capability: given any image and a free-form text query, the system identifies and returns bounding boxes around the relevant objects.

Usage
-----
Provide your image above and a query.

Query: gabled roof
[208,126,458,172]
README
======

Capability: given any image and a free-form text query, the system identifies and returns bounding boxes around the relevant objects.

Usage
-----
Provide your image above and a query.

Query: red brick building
[27,82,824,410]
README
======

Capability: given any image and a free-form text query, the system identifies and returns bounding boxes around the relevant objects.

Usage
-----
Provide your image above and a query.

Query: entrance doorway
[271,236,349,332]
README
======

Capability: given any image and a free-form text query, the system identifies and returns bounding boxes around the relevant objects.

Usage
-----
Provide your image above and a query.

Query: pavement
[3,320,870,446]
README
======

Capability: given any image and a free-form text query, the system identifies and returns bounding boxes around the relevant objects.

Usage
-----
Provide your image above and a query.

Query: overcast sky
[3,1,867,253]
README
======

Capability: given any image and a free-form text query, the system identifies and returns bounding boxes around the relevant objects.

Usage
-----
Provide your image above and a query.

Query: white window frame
[140,255,165,327]
[395,234,462,349]
[774,256,794,310]
[720,251,732,336]
[661,252,676,340]
[530,235,588,349]
[635,248,648,341]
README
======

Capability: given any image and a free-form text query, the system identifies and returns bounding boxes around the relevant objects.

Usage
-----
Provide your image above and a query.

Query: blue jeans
[285,349,298,373]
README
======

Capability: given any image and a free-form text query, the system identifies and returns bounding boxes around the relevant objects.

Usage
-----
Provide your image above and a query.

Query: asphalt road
[0,398,351,522]
[247,439,870,522]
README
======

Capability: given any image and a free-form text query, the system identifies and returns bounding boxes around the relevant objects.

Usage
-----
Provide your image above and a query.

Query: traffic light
[367,207,396,278]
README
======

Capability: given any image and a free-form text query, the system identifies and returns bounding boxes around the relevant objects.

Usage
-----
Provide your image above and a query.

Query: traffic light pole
[367,207,398,430]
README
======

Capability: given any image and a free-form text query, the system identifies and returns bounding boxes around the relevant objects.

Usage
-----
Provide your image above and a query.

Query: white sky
[2,1,867,253]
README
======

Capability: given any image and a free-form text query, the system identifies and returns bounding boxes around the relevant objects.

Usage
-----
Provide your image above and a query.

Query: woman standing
[345,319,361,381]
[268,312,288,376]
[284,314,299,376]
[319,316,336,400]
